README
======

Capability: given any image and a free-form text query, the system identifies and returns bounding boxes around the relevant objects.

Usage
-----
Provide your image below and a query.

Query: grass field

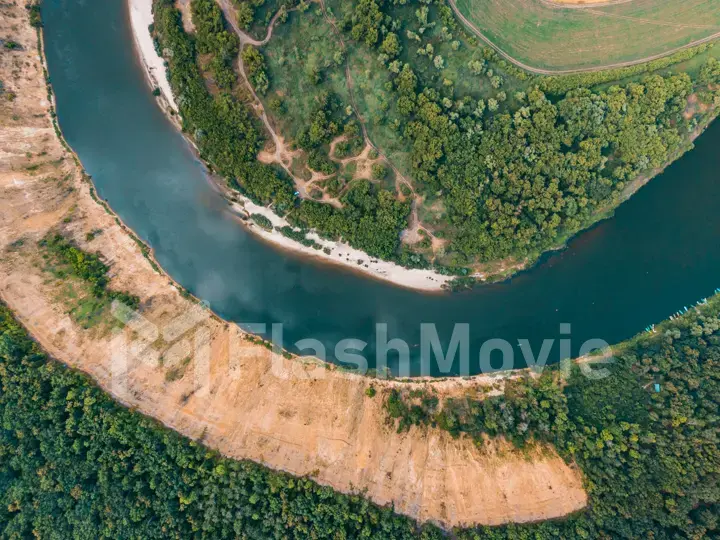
[453,0,720,71]
[260,8,350,139]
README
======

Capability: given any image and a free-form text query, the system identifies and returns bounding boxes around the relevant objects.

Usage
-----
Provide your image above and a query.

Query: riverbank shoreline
[128,0,177,112]
[127,0,720,294]
[127,0,453,292]
[38,0,519,384]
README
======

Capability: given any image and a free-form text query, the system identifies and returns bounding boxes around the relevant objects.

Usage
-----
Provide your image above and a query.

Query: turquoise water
[43,0,720,375]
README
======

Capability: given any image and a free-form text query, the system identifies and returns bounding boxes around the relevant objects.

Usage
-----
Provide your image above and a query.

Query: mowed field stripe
[584,8,720,30]
[450,0,720,73]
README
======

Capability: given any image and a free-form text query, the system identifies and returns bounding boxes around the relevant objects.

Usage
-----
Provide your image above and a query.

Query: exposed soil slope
[0,2,587,528]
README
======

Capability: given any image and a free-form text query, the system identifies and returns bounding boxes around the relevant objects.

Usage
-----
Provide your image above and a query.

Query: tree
[235,1,254,29]
[380,32,401,58]
[372,162,389,180]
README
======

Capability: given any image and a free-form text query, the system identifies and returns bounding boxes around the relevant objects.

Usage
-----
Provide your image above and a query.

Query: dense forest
[1,296,717,537]
[386,303,720,538]
[153,0,720,276]
[153,0,296,212]
[0,303,442,538]
[5,1,715,537]
[335,0,720,265]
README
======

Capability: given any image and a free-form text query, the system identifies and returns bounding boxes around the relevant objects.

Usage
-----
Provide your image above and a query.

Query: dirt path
[219,0,288,47]
[448,0,720,75]
[316,0,414,187]
[0,2,588,528]
[316,0,429,247]
[220,0,413,202]
[176,0,196,32]
[401,199,422,245]
[217,0,308,194]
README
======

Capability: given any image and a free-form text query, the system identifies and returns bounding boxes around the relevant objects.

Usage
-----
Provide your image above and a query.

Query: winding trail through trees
[217,0,310,196]
[315,0,426,235]
[219,0,422,227]
[447,0,720,75]
[316,0,414,192]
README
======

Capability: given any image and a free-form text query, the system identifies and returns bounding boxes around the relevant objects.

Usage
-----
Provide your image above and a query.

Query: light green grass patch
[260,8,351,141]
[454,0,720,71]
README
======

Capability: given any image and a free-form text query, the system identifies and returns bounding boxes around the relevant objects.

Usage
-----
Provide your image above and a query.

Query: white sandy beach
[128,0,177,111]
[127,0,452,291]
[233,199,452,291]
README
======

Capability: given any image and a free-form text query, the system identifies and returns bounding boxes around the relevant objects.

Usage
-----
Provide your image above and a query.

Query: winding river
[43,0,720,375]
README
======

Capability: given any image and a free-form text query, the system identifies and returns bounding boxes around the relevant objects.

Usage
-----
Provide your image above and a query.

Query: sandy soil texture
[0,2,587,528]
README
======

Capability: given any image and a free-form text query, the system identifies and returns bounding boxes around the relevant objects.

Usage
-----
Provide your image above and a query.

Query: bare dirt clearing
[0,2,587,528]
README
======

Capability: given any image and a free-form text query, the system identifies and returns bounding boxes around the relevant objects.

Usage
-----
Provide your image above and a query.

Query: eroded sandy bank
[0,2,587,527]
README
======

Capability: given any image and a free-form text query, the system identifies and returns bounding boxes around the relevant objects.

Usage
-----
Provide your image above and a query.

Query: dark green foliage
[396,68,695,265]
[540,43,714,95]
[387,307,720,538]
[27,3,42,28]
[276,226,323,249]
[371,162,389,181]
[387,374,566,445]
[250,213,273,230]
[322,175,344,197]
[155,1,412,260]
[0,289,716,538]
[0,265,717,538]
[241,45,270,94]
[333,140,352,158]
[268,95,284,113]
[153,0,295,212]
[338,0,717,268]
[345,0,385,47]
[699,57,720,85]
[191,0,239,90]
[439,373,568,445]
[159,0,719,272]
[385,388,437,432]
[40,234,109,293]
[294,179,410,259]
[307,149,337,174]
[296,96,341,150]
[39,234,139,310]
[0,304,445,539]
[234,0,255,30]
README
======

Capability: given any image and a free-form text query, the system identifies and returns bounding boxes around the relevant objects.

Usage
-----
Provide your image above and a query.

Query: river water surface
[42,0,720,375]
